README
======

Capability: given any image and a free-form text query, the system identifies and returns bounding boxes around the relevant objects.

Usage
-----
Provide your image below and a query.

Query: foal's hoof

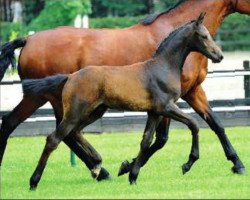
[182,163,191,175]
[97,167,112,181]
[118,160,130,176]
[129,179,137,185]
[231,166,246,175]
[129,174,137,185]
[29,185,37,191]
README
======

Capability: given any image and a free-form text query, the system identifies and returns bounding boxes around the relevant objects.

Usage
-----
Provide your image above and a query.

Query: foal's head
[188,13,224,63]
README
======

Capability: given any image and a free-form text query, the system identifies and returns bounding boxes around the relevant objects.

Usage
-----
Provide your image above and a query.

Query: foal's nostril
[220,55,224,60]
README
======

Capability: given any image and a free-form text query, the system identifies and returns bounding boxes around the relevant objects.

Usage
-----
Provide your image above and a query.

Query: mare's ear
[195,12,206,26]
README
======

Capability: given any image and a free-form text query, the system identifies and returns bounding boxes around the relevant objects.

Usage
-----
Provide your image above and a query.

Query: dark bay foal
[22,13,223,189]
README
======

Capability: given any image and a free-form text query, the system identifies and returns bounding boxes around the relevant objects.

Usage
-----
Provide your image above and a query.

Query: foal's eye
[201,35,208,39]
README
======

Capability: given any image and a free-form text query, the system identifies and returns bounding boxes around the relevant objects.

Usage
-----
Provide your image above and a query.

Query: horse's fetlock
[190,153,199,161]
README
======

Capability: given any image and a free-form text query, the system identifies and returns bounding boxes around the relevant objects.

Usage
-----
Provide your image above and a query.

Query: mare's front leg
[183,85,245,174]
[118,117,171,176]
[129,113,161,184]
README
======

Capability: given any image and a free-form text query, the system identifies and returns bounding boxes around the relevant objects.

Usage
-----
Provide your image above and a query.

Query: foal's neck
[154,30,191,73]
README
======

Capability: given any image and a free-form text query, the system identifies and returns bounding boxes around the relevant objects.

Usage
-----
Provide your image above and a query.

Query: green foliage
[28,0,91,31]
[90,16,144,28]
[154,0,180,12]
[91,0,151,17]
[22,0,45,25]
[100,0,147,16]
[1,127,250,198]
[0,22,25,42]
[218,13,250,51]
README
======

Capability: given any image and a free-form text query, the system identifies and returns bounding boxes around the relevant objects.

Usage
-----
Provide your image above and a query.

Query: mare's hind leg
[73,132,111,181]
[183,85,245,174]
[71,104,110,181]
[129,113,161,184]
[118,117,171,176]
[162,102,199,174]
[49,97,110,181]
[0,95,47,166]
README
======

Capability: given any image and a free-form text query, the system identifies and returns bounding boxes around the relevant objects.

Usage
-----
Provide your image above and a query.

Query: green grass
[1,127,250,199]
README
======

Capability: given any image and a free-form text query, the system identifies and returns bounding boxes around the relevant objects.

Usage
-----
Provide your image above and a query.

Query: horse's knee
[188,119,199,135]
[46,135,60,151]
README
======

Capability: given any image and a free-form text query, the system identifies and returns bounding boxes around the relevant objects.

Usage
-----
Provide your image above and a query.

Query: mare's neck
[150,0,233,37]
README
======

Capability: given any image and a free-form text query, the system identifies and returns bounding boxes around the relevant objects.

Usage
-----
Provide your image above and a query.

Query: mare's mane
[140,0,187,25]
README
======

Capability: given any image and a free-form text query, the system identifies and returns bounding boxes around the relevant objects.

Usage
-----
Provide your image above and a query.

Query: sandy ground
[0,51,249,112]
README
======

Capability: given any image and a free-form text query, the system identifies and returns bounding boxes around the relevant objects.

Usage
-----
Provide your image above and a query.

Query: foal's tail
[0,38,26,81]
[22,74,69,96]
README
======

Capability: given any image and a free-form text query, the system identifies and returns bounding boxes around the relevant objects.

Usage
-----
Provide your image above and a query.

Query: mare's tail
[0,38,26,81]
[22,74,68,96]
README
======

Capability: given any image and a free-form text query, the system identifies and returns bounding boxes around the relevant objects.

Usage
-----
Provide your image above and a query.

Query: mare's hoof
[118,160,130,176]
[182,164,190,175]
[231,166,246,175]
[97,167,112,181]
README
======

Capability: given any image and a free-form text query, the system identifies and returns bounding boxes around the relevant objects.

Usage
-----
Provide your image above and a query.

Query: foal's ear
[195,12,206,26]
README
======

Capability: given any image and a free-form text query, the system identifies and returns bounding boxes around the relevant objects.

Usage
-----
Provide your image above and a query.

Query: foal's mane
[153,20,194,57]
[141,0,187,25]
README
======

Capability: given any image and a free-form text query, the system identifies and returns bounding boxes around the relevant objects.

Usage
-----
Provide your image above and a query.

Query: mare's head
[187,13,223,63]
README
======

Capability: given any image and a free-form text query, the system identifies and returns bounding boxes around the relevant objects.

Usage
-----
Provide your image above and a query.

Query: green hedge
[0,22,25,42]
[1,13,250,51]
[218,13,250,51]
[90,16,143,28]
[28,0,91,32]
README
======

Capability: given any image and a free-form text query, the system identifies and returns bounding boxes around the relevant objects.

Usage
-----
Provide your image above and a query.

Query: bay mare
[0,0,249,180]
[23,14,223,188]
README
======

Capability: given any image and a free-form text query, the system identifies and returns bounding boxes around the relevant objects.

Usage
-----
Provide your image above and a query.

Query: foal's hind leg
[30,119,79,190]
[129,113,161,184]
[50,97,110,181]
[162,102,199,174]
[0,95,47,166]
[118,117,171,176]
[30,104,108,189]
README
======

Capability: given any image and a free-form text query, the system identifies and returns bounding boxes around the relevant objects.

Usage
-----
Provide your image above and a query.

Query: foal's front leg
[118,117,170,177]
[129,113,161,184]
[162,102,200,174]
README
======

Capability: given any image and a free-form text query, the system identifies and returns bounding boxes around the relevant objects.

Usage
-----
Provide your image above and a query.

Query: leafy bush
[218,13,250,51]
[28,0,91,31]
[0,22,25,42]
[90,16,143,28]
